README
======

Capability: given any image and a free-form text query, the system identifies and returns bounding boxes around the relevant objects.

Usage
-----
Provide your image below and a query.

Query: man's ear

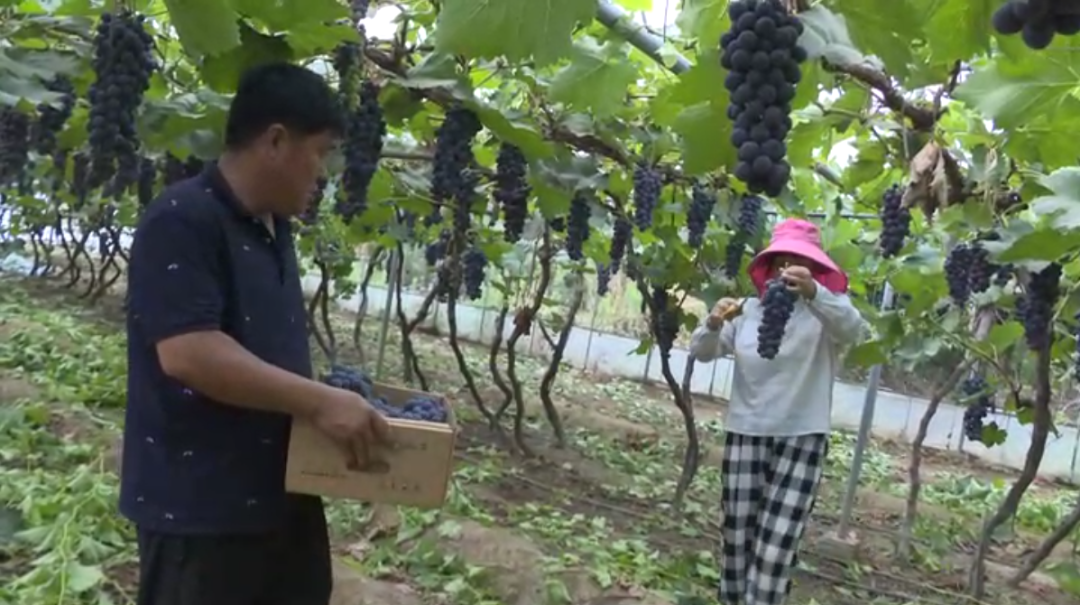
[265,124,288,152]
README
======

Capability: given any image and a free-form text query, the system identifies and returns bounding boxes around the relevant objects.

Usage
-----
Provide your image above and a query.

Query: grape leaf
[675,0,728,46]
[1039,167,1080,199]
[232,0,348,32]
[952,55,1080,130]
[673,102,732,175]
[1045,562,1080,596]
[435,0,598,67]
[66,562,104,593]
[614,0,651,10]
[920,0,993,63]
[988,226,1080,262]
[830,0,921,78]
[549,40,638,119]
[796,5,871,68]
[985,322,1023,352]
[285,21,358,58]
[164,0,241,58]
[980,423,1007,448]
[200,24,294,92]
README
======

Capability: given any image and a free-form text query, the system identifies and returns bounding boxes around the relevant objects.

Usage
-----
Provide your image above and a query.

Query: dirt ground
[3,275,1078,605]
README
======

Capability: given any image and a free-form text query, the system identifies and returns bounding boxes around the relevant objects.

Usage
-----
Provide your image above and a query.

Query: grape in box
[287,368,456,508]
[322,365,448,423]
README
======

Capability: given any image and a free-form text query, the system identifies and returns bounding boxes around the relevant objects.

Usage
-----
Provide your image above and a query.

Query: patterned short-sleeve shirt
[121,161,312,534]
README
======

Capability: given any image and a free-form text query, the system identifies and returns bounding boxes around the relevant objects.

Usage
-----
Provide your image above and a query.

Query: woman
[690,219,867,605]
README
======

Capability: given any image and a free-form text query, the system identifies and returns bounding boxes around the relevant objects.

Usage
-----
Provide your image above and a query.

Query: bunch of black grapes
[30,76,75,155]
[725,194,763,278]
[136,157,156,208]
[992,0,1080,50]
[757,278,796,359]
[566,192,592,261]
[944,239,1003,305]
[322,365,448,423]
[495,143,529,243]
[878,185,910,258]
[1017,262,1062,350]
[70,153,90,208]
[960,375,997,443]
[994,264,1015,287]
[48,149,68,195]
[87,11,155,193]
[967,243,995,294]
[462,246,487,300]
[425,229,451,266]
[350,0,371,21]
[632,162,661,230]
[161,153,204,187]
[944,243,973,305]
[596,263,612,297]
[336,81,386,224]
[333,43,361,100]
[721,0,805,197]
[609,216,632,274]
[0,107,30,186]
[687,183,716,249]
[649,287,680,354]
[430,107,482,228]
[300,177,329,226]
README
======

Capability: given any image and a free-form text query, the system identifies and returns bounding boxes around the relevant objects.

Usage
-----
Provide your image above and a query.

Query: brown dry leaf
[930,152,950,212]
[909,140,940,179]
[903,141,943,220]
[940,150,967,206]
[344,538,373,561]
[365,504,402,540]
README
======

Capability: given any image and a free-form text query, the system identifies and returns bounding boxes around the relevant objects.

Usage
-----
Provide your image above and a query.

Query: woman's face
[770,253,813,271]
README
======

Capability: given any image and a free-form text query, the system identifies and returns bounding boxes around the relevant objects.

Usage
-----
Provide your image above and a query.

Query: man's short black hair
[224,62,346,149]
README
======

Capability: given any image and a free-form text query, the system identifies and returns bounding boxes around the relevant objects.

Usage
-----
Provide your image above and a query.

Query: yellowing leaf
[435,0,599,66]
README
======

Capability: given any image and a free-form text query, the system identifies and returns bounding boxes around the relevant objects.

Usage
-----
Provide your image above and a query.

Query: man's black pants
[135,495,332,605]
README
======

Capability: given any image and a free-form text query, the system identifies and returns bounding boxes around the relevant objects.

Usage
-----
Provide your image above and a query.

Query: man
[123,62,391,605]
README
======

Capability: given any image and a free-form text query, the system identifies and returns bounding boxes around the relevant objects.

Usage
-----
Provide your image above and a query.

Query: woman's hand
[706,297,742,330]
[781,265,818,299]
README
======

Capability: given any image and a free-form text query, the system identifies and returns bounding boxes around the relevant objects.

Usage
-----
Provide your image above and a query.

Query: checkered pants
[718,432,827,605]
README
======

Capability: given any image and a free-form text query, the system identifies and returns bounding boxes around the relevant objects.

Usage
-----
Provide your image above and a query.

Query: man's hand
[781,265,818,299]
[311,390,393,471]
[706,297,742,330]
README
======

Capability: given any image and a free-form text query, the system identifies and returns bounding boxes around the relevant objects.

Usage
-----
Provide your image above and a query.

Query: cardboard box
[285,383,456,508]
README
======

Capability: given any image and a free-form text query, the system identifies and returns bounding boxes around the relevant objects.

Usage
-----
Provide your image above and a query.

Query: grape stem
[968,340,1053,597]
[897,356,974,561]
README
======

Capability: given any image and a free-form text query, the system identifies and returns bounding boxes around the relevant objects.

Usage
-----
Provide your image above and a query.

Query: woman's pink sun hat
[747,218,849,295]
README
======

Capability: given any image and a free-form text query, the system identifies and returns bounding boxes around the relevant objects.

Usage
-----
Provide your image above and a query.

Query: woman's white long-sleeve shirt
[688,282,868,436]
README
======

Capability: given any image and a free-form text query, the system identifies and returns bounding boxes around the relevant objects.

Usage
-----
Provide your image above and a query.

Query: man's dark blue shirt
[121,162,312,534]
